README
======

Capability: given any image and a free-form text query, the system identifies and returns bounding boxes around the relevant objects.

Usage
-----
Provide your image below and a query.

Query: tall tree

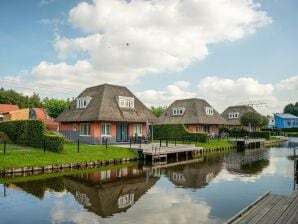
[44,98,71,118]
[240,112,264,130]
[150,106,166,117]
[283,102,298,116]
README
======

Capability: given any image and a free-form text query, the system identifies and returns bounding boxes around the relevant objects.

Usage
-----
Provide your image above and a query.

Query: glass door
[116,123,129,142]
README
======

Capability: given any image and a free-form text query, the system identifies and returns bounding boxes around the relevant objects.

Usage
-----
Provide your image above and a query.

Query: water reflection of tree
[9,177,65,199]
[165,156,223,189]
[225,149,270,175]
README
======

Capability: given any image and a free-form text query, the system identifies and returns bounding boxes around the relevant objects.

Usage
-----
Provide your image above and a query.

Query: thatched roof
[57,84,157,123]
[64,175,159,217]
[221,105,258,126]
[157,98,228,125]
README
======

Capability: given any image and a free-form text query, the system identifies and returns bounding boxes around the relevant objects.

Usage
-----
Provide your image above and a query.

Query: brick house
[157,98,227,135]
[57,84,157,144]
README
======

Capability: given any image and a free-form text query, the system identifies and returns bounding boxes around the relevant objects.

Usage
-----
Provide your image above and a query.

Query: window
[205,107,214,116]
[101,123,111,136]
[0,115,3,122]
[195,126,201,133]
[172,107,185,116]
[133,124,142,136]
[80,123,90,136]
[76,96,92,109]
[228,112,240,119]
[117,96,134,109]
[72,123,77,131]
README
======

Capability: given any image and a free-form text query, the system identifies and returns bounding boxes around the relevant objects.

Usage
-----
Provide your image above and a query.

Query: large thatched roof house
[221,105,261,131]
[157,98,227,134]
[57,84,156,144]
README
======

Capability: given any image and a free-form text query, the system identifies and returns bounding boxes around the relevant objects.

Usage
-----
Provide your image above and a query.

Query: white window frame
[117,96,135,109]
[80,123,90,136]
[133,124,142,136]
[76,96,92,109]
[172,107,185,116]
[101,123,112,136]
[228,112,240,119]
[205,107,214,116]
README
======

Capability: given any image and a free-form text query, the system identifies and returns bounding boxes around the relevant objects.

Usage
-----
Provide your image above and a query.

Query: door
[116,123,129,142]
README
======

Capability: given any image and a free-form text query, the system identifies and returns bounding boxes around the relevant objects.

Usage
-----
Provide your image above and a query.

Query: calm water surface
[0,142,297,224]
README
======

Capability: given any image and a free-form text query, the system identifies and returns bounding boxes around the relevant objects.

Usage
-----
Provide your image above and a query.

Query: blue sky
[0,0,297,114]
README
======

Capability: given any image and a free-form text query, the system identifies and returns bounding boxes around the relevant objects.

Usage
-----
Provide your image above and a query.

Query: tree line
[0,87,71,118]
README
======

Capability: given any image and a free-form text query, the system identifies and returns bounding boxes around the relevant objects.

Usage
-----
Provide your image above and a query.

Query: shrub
[287,133,298,137]
[0,120,64,152]
[221,128,270,140]
[0,131,11,142]
[44,134,64,153]
[281,127,298,132]
[153,124,208,143]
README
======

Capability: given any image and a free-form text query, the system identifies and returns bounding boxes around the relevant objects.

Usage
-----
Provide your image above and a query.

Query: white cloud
[197,76,276,113]
[136,81,197,106]
[276,75,298,91]
[136,76,297,115]
[54,34,103,60]
[59,0,271,81]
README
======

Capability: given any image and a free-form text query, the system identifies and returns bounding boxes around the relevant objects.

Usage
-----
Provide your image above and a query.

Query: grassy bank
[195,140,233,149]
[0,143,136,170]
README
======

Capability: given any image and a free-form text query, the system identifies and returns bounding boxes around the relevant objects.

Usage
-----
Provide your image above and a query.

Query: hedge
[281,127,298,132]
[153,124,208,143]
[220,128,270,140]
[287,133,298,137]
[43,134,64,153]
[0,120,64,152]
[0,131,10,142]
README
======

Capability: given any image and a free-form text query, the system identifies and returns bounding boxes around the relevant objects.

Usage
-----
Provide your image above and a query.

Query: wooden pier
[226,190,298,224]
[116,143,202,165]
[229,138,266,149]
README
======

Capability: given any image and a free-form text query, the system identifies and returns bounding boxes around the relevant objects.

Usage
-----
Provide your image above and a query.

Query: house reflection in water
[224,149,270,175]
[64,166,159,217]
[165,157,223,189]
[8,166,159,218]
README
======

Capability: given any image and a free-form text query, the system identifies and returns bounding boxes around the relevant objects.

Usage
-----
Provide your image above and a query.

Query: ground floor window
[196,126,201,133]
[80,123,90,136]
[133,124,142,136]
[101,123,111,136]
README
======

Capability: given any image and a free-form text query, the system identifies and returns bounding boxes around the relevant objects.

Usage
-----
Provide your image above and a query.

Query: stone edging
[0,157,138,177]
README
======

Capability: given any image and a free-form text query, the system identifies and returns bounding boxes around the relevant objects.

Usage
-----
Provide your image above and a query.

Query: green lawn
[0,143,136,170]
[268,136,280,141]
[195,140,233,149]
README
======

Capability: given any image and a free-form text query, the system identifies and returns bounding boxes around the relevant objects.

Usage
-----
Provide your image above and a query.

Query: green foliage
[283,102,298,116]
[44,134,64,153]
[0,120,64,152]
[44,98,71,118]
[240,112,264,128]
[0,88,43,108]
[153,124,208,143]
[287,133,298,137]
[281,127,298,132]
[150,106,166,117]
[221,128,270,140]
[0,131,10,142]
[262,116,269,126]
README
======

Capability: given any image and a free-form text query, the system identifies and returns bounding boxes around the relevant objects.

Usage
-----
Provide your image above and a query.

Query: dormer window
[76,96,92,109]
[117,96,134,109]
[172,107,185,116]
[228,112,240,119]
[205,107,214,116]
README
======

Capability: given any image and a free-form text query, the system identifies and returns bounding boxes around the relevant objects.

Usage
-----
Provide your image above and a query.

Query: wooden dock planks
[227,190,298,224]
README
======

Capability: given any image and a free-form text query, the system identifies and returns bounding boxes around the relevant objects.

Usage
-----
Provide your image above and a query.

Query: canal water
[0,141,297,224]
